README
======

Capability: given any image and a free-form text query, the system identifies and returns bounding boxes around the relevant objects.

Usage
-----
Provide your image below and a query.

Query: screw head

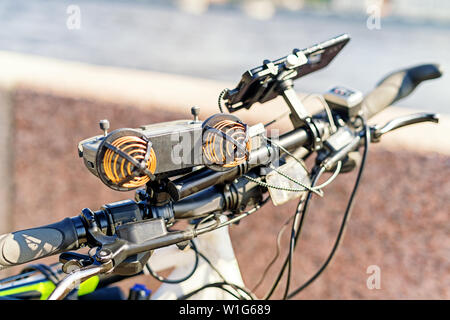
[96,248,113,262]
[99,119,110,130]
[191,106,200,121]
[285,54,300,69]
[191,106,200,115]
[62,260,83,274]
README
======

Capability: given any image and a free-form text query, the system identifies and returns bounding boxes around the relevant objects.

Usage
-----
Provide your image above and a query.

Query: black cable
[263,167,323,300]
[252,215,293,292]
[283,225,296,299]
[286,119,369,299]
[20,264,60,285]
[145,240,199,284]
[177,282,242,300]
[174,200,271,300]
[283,195,310,299]
[283,160,342,299]
[264,111,290,128]
[279,168,323,299]
[196,250,254,300]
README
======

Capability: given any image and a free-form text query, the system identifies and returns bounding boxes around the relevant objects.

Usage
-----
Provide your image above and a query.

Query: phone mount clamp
[276,54,323,151]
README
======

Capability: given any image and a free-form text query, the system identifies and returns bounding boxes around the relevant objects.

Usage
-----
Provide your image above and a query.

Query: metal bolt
[285,54,300,69]
[99,119,110,136]
[99,249,111,257]
[191,106,200,122]
[62,260,82,274]
[96,248,112,262]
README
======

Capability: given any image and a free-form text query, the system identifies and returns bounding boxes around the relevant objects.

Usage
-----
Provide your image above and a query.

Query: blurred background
[1,0,450,111]
[0,0,448,299]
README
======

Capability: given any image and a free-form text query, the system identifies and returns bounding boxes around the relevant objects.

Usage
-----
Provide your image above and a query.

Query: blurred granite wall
[0,53,448,299]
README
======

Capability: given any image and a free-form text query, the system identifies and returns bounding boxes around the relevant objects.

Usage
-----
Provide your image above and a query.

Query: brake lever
[370,112,439,143]
[49,239,129,300]
[47,260,113,300]
[48,208,131,300]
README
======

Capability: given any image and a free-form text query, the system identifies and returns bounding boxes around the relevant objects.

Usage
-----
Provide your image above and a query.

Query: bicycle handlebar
[0,64,441,273]
[362,64,442,119]
[0,120,323,272]
[168,120,327,201]
[0,218,82,272]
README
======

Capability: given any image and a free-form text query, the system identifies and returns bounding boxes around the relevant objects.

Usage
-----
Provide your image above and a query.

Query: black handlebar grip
[0,218,80,271]
[362,64,442,119]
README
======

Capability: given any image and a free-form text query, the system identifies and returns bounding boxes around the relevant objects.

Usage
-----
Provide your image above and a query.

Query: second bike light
[202,114,251,171]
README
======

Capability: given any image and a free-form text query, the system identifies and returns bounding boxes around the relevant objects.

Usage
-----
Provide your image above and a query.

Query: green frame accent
[0,276,100,300]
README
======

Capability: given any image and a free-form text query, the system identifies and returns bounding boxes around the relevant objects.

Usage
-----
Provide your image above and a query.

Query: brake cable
[243,157,342,197]
[286,117,370,299]
[300,93,337,133]
[252,215,294,292]
[145,240,199,284]
[193,213,222,235]
[177,282,246,300]
[20,264,61,285]
[283,161,341,299]
[262,135,343,196]
[176,221,261,300]
[262,166,323,299]
[193,197,270,236]
[263,125,354,299]
[195,250,256,300]
[262,166,324,300]
[283,192,309,299]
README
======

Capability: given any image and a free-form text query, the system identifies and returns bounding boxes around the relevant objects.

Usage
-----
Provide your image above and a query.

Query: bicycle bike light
[90,128,157,191]
[202,114,251,171]
[78,119,204,191]
[78,116,264,190]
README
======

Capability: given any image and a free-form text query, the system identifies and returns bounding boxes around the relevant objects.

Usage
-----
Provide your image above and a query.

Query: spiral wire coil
[102,135,156,189]
[203,118,251,168]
